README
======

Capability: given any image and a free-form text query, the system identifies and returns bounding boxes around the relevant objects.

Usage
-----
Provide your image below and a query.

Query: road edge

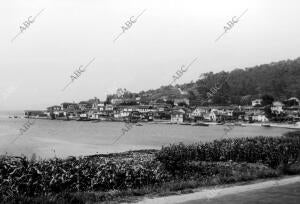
[135,176,300,204]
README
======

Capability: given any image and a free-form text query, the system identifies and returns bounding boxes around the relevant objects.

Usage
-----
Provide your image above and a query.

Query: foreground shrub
[156,134,300,173]
[284,130,300,140]
[0,151,169,202]
[3,161,281,204]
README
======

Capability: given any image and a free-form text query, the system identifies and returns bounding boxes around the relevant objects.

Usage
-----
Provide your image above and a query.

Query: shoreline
[6,115,300,130]
[148,121,300,130]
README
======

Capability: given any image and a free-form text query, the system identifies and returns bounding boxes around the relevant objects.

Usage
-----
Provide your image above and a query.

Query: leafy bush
[0,152,169,202]
[284,131,300,140]
[156,134,300,173]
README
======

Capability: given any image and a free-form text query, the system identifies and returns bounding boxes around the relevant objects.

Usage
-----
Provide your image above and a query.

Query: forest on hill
[138,57,300,106]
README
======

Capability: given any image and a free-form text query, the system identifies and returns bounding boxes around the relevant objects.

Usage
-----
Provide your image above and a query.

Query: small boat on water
[180,122,191,125]
[234,122,246,127]
[76,118,91,121]
[261,124,271,127]
[136,123,143,126]
[191,122,209,126]
[199,122,209,126]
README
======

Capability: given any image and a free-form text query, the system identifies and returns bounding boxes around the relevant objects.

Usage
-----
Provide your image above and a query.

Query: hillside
[138,57,300,106]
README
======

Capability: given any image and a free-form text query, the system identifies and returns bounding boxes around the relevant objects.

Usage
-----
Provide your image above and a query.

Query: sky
[0,0,300,111]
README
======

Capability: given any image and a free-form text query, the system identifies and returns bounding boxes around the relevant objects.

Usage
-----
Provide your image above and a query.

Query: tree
[135,57,300,106]
[262,94,274,106]
[177,102,188,107]
[166,100,174,107]
[264,105,272,118]
[156,98,165,104]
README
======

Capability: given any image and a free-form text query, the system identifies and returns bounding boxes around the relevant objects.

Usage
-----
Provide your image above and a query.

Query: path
[137,176,300,204]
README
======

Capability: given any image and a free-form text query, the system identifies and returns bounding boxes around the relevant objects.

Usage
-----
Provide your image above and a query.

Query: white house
[191,107,208,117]
[252,99,262,107]
[113,110,130,118]
[105,104,114,111]
[271,101,284,114]
[203,109,219,121]
[252,113,269,122]
[137,105,153,113]
[209,110,218,121]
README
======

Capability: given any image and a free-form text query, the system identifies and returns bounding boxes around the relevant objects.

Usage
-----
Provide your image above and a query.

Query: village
[23,93,300,128]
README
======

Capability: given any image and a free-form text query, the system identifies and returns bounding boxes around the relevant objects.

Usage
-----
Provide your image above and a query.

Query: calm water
[0,111,292,158]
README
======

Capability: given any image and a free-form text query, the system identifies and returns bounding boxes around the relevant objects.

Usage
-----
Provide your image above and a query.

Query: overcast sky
[0,0,300,110]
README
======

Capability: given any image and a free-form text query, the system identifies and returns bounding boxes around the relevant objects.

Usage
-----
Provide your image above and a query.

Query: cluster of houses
[24,96,300,124]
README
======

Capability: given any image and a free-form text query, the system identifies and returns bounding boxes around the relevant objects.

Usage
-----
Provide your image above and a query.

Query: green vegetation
[139,57,300,105]
[1,132,300,203]
[156,135,300,172]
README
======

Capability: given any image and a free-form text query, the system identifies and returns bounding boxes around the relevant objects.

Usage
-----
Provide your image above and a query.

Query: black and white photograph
[1,0,300,203]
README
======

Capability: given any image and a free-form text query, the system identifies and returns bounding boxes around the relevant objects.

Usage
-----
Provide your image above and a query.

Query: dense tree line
[139,57,300,106]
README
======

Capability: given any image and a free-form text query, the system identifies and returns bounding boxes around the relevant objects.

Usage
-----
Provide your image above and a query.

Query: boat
[180,122,191,125]
[198,122,209,126]
[261,124,271,127]
[76,118,91,121]
[234,122,246,127]
[192,122,209,126]
[136,123,143,126]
